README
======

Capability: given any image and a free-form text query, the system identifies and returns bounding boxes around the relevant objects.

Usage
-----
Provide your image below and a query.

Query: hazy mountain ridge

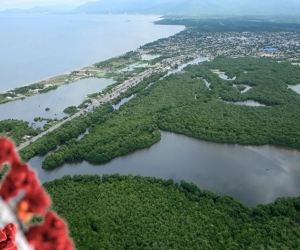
[71,0,184,14]
[1,4,75,14]
[72,0,300,16]
[1,0,300,16]
[1,6,59,14]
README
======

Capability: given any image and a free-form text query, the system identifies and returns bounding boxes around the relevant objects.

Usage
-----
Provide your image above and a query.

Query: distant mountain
[1,6,54,14]
[2,0,300,16]
[72,0,300,16]
[71,0,184,14]
[230,0,300,16]
[165,0,223,15]
[168,0,300,16]
[0,3,77,14]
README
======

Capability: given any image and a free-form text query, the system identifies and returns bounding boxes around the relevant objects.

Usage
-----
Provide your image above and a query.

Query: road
[16,111,84,151]
[16,55,201,152]
[16,68,157,152]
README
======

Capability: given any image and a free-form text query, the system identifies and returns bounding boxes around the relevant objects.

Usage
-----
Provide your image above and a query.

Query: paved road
[16,111,84,151]
[16,69,156,152]
[16,55,201,152]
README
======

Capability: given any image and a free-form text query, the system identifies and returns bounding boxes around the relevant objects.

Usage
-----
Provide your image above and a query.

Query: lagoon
[29,131,300,207]
[288,84,300,94]
[0,77,114,124]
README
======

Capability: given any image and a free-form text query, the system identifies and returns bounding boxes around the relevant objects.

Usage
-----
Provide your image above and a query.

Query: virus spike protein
[0,138,74,250]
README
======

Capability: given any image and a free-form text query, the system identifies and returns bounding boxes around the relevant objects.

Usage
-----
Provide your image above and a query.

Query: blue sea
[0,14,184,92]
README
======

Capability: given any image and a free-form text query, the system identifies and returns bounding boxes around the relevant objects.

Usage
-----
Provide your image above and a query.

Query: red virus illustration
[0,138,74,250]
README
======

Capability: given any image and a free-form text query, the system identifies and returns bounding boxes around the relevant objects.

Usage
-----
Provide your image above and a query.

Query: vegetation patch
[44,174,300,250]
[21,57,300,169]
[63,106,78,115]
[0,119,41,146]
[19,104,113,162]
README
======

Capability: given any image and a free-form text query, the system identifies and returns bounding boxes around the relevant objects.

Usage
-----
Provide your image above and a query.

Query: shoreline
[0,59,114,94]
[0,71,72,94]
[0,14,186,104]
[0,60,105,94]
[0,52,148,104]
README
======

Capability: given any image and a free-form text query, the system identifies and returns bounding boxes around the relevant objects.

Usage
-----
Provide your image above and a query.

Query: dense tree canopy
[0,119,41,146]
[44,174,300,250]
[19,103,113,162]
[63,106,78,115]
[21,57,300,169]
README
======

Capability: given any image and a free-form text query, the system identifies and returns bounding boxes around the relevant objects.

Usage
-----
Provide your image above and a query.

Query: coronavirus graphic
[0,138,74,250]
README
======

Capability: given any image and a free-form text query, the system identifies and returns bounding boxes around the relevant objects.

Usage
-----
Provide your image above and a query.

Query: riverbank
[20,56,300,171]
[28,130,300,206]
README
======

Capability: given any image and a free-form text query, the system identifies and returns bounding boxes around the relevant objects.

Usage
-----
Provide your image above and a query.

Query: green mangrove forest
[0,119,41,146]
[19,57,300,169]
[43,174,300,250]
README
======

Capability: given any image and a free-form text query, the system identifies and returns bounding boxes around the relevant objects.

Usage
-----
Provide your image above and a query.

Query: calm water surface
[166,57,209,76]
[212,70,236,80]
[0,77,114,123]
[28,131,300,206]
[225,100,265,107]
[288,84,300,94]
[0,14,184,92]
[113,94,136,110]
[3,15,299,207]
[233,84,252,93]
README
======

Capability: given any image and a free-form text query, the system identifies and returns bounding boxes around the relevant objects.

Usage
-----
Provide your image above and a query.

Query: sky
[2,0,300,12]
[0,0,97,10]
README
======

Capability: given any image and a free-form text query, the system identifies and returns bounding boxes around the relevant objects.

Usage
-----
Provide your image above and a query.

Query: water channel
[12,56,300,207]
[288,84,300,94]
[212,70,236,81]
[166,57,209,76]
[113,94,136,110]
[232,84,252,93]
[224,100,266,107]
[28,130,300,207]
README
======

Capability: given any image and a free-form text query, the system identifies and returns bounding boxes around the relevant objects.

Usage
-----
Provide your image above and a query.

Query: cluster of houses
[140,30,300,62]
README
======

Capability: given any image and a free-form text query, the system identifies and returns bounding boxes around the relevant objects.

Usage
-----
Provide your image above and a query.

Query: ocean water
[0,14,184,92]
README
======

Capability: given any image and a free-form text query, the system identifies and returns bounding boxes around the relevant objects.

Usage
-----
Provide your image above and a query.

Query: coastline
[0,50,150,104]
[0,64,107,105]
[0,71,72,94]
[0,14,185,104]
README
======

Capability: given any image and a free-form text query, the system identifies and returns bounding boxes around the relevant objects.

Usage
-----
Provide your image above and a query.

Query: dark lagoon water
[28,131,300,207]
[3,14,300,207]
[0,14,184,92]
[0,77,114,123]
